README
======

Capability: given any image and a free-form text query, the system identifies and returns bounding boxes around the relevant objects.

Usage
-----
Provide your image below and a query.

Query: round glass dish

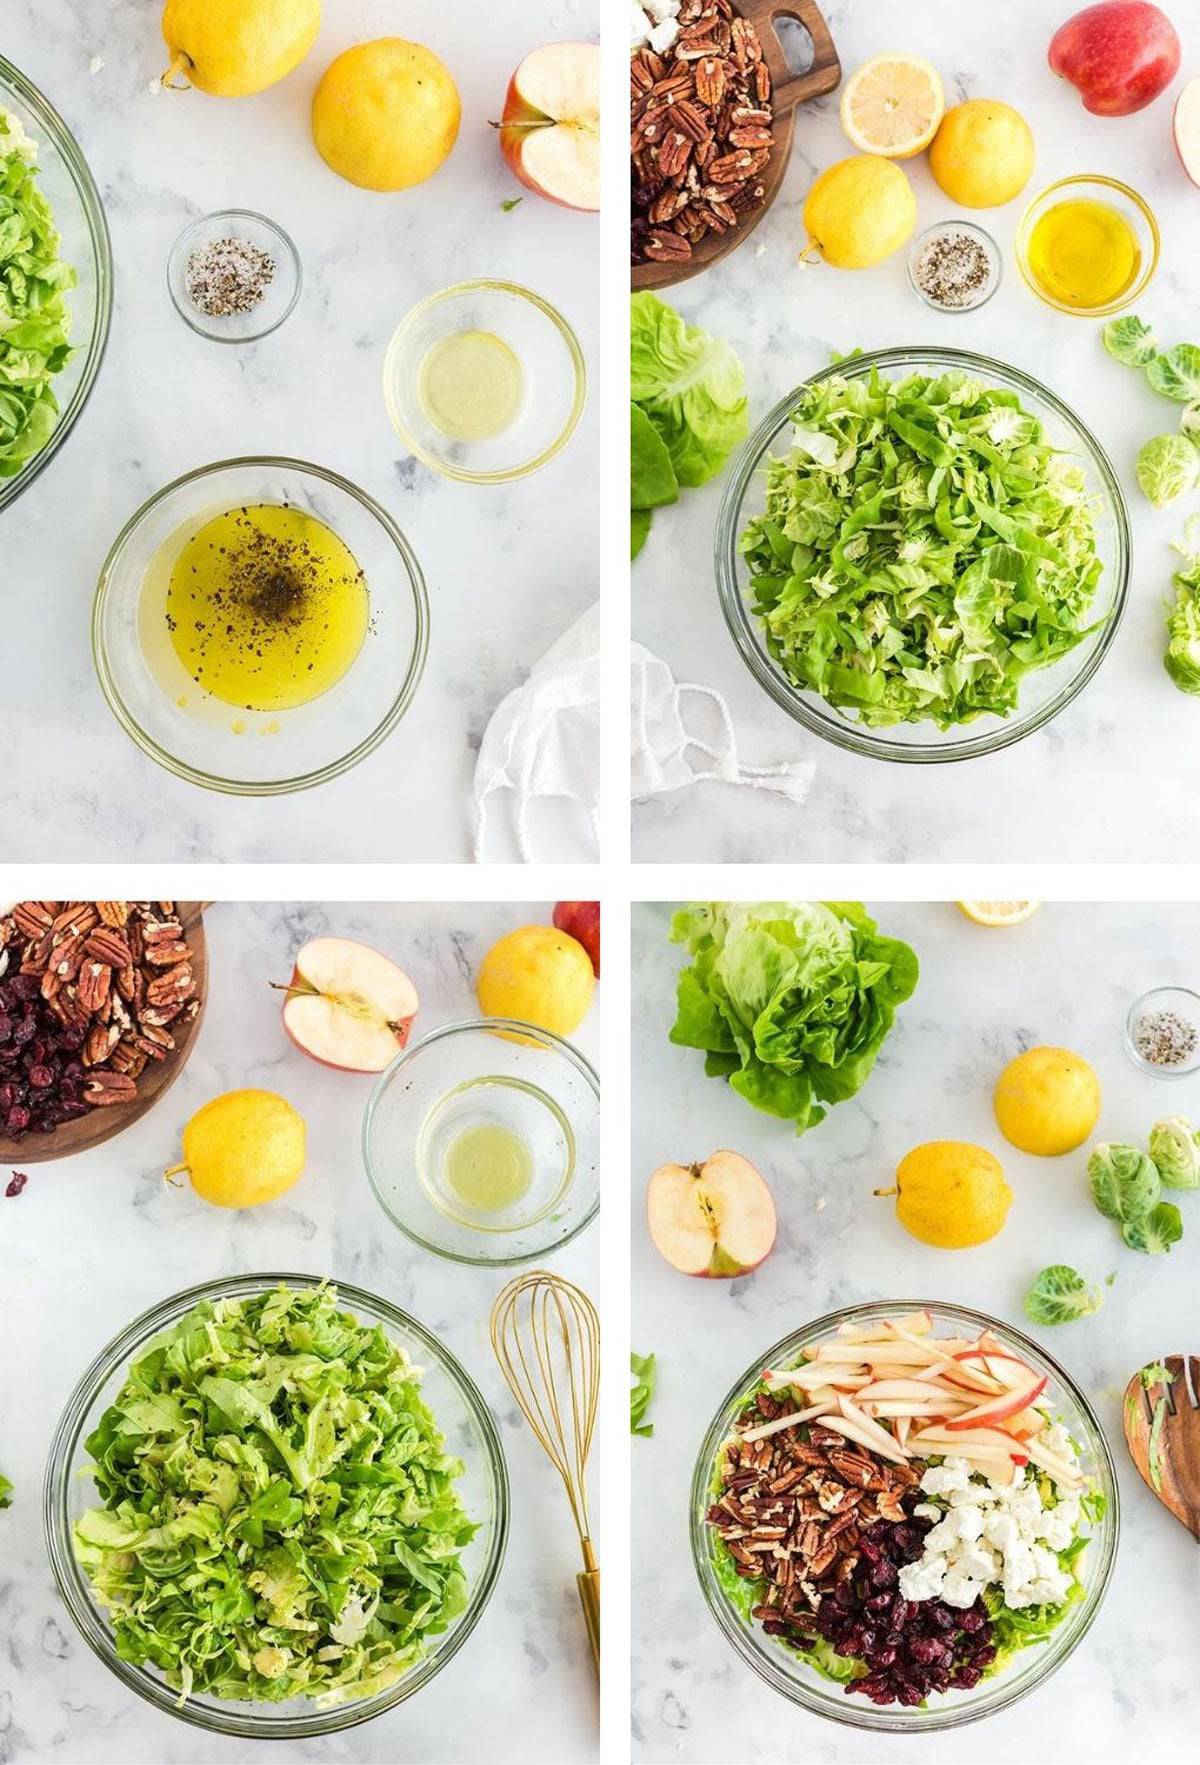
[691,1299,1119,1734]
[167,209,301,343]
[93,456,429,795]
[383,280,586,484]
[907,221,1001,314]
[0,54,112,515]
[716,345,1130,764]
[1016,175,1159,317]
[44,1271,509,1740]
[1123,985,1200,1077]
[363,1017,600,1265]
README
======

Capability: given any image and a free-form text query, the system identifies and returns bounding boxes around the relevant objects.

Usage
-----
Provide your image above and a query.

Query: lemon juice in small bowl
[364,1018,599,1266]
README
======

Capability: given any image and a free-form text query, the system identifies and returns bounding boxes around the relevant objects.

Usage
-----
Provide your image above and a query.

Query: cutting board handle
[753,0,841,117]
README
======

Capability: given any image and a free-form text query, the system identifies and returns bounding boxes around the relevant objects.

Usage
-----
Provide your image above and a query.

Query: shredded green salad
[0,107,75,478]
[74,1283,477,1708]
[740,363,1105,728]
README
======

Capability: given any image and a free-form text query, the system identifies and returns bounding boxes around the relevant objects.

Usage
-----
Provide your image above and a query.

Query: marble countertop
[632,901,1198,1764]
[633,0,1200,861]
[0,902,599,1763]
[2,1,597,862]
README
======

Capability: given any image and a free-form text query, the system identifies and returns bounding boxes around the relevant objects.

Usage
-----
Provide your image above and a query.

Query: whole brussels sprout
[1087,1142,1160,1221]
[1148,1116,1200,1190]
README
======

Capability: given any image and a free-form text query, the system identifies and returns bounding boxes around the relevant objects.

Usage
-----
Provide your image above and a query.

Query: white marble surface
[633,0,1200,861]
[0,902,599,1763]
[632,901,1199,1763]
[2,2,597,861]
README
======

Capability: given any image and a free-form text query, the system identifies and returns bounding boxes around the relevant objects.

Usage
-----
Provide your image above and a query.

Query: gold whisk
[490,1270,600,1671]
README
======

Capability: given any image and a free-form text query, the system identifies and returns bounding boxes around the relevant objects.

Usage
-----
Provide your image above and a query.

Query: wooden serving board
[0,904,209,1167]
[632,0,841,293]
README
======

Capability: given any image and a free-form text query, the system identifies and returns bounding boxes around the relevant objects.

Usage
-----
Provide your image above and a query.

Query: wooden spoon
[1123,1355,1200,1540]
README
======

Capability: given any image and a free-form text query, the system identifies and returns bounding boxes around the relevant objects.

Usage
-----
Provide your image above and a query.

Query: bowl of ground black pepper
[1124,987,1200,1079]
[908,221,1002,315]
[92,457,429,795]
[167,210,301,343]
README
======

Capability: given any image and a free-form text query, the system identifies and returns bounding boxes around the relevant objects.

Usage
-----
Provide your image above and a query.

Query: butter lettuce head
[630,291,748,488]
[669,901,918,1133]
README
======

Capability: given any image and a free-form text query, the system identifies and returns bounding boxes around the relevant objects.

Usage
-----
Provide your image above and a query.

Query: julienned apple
[499,43,600,211]
[278,937,418,1072]
[647,1150,777,1277]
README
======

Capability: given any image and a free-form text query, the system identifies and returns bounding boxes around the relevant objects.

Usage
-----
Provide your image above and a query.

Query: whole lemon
[929,99,1035,208]
[312,39,461,192]
[477,926,596,1039]
[161,0,320,97]
[884,1141,1012,1248]
[166,1089,306,1208]
[802,155,917,269]
[994,1046,1100,1155]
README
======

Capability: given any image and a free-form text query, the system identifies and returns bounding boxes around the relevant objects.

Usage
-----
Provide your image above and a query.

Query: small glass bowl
[1123,986,1200,1078]
[0,54,112,514]
[167,210,301,342]
[908,221,1002,314]
[1016,175,1159,318]
[92,456,429,796]
[363,1018,599,1266]
[691,1300,1119,1734]
[383,280,586,484]
[44,1272,509,1739]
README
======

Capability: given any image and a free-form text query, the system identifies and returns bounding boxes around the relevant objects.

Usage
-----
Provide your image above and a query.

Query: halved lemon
[840,54,945,159]
[957,901,1041,927]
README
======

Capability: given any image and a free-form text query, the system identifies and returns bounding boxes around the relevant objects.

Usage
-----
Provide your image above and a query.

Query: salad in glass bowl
[691,1302,1118,1733]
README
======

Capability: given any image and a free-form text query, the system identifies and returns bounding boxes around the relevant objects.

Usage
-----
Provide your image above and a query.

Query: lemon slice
[840,54,945,159]
[957,901,1041,927]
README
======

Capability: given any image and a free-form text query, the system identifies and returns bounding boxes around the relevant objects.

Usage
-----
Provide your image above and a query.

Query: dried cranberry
[5,1170,27,1197]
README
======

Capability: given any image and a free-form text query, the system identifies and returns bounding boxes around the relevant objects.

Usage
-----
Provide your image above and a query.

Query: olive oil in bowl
[161,503,368,714]
[1026,197,1140,311]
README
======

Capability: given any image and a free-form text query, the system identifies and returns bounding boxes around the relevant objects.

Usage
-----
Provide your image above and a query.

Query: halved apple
[646,1149,776,1278]
[277,937,418,1073]
[498,43,600,212]
[1176,79,1200,188]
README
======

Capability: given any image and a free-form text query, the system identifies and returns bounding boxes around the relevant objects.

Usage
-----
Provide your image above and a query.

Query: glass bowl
[0,54,112,514]
[907,221,1002,314]
[1016,175,1159,318]
[383,280,586,484]
[363,1018,599,1266]
[93,456,429,795]
[167,209,302,343]
[716,346,1130,764]
[1123,985,1200,1078]
[44,1272,509,1739]
[690,1299,1119,1734]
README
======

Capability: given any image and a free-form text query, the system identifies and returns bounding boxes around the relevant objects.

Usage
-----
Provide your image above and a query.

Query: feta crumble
[631,0,681,54]
[897,1449,1084,1612]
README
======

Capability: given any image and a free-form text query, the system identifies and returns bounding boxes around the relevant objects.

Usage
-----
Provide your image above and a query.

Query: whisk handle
[577,1536,600,1671]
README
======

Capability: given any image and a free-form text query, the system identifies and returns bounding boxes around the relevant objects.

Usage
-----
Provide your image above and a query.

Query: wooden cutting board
[632,0,842,292]
[0,904,208,1167]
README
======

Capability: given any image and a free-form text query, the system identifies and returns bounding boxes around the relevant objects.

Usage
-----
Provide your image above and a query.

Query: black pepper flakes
[185,237,275,318]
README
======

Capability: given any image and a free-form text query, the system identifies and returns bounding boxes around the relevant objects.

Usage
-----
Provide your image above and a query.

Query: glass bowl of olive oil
[93,457,429,795]
[383,281,587,484]
[1016,174,1159,317]
[363,1017,599,1266]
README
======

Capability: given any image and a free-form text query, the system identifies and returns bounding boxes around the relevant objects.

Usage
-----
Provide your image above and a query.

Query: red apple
[646,1150,776,1278]
[277,937,417,1073]
[943,1374,1048,1431]
[1049,2,1181,116]
[498,43,600,212]
[553,901,599,976]
[1175,77,1200,186]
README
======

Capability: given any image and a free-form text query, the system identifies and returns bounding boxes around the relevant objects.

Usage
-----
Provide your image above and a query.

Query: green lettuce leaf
[1023,1265,1104,1325]
[630,291,747,488]
[669,901,918,1134]
[0,109,75,478]
[1121,1200,1183,1254]
[630,1351,656,1437]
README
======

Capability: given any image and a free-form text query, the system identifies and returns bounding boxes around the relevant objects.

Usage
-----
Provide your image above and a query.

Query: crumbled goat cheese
[898,1451,1082,1611]
[631,0,681,52]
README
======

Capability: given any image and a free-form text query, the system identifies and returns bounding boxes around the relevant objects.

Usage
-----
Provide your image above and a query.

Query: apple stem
[268,978,319,1000]
[488,118,555,133]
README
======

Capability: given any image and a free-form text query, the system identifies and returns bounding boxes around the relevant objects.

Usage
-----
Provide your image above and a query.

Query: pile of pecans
[0,902,201,1139]
[631,0,774,266]
[707,1394,920,1617]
